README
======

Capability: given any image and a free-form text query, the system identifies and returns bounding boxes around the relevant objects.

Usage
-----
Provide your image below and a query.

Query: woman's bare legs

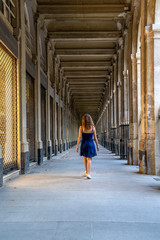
[84,157,87,172]
[86,158,92,175]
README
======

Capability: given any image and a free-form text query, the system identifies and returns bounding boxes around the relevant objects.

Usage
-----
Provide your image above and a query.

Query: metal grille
[0,42,18,173]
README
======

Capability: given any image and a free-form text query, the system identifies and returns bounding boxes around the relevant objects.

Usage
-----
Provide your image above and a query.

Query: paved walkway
[0,146,160,240]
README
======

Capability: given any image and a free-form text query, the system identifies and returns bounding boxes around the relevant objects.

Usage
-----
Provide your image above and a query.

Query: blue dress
[80,132,97,158]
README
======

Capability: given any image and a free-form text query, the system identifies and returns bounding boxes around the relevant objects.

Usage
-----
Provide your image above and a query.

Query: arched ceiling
[37,0,131,122]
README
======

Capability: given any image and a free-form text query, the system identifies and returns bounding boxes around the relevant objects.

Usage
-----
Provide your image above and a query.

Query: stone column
[18,0,30,173]
[110,71,115,152]
[65,83,69,150]
[107,77,111,150]
[46,40,52,159]
[139,23,156,175]
[129,54,138,165]
[116,39,123,156]
[53,57,59,155]
[62,77,66,151]
[144,25,155,174]
[68,92,72,148]
[58,69,63,153]
[136,52,141,148]
[119,38,125,159]
[122,29,129,160]
[35,15,43,165]
[152,24,160,175]
[139,0,146,173]
[113,55,118,152]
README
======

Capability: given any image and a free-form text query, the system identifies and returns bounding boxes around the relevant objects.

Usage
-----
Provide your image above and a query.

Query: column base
[115,139,120,156]
[53,139,58,155]
[47,140,52,160]
[60,143,63,153]
[62,140,66,151]
[55,144,58,155]
[139,139,156,175]
[119,125,129,159]
[66,140,69,150]
[139,149,146,174]
[21,151,29,174]
[0,156,3,187]
[58,139,63,153]
[21,142,29,174]
[63,142,66,151]
[48,146,52,160]
[128,139,139,165]
[38,148,43,165]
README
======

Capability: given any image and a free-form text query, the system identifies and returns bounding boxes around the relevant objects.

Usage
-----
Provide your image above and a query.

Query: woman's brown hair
[82,114,94,130]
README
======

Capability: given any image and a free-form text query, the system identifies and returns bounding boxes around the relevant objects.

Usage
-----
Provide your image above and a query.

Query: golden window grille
[0,42,18,173]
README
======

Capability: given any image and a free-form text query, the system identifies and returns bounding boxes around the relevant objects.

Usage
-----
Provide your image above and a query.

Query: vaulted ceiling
[37,0,131,122]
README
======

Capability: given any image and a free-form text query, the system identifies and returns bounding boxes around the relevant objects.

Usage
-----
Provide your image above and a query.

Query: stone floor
[0,145,160,240]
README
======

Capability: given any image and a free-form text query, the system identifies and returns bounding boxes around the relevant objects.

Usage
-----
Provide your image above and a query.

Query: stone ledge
[3,170,20,184]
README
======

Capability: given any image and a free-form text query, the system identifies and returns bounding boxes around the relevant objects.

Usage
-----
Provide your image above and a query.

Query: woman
[76,114,99,179]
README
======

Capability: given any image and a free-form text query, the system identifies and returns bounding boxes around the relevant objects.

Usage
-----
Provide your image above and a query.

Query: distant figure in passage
[76,114,99,179]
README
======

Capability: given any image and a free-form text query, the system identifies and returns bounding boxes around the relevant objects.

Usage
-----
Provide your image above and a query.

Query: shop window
[0,41,18,173]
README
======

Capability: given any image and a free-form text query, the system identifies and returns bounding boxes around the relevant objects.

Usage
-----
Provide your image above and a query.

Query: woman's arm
[93,126,99,151]
[76,126,82,152]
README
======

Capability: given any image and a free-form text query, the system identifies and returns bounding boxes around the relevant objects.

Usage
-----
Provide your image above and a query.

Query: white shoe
[87,174,92,179]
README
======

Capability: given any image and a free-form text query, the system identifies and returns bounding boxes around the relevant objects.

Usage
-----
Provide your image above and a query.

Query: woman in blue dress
[76,114,99,179]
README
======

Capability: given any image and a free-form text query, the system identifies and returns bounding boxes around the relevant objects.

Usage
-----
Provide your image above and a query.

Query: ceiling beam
[49,31,121,40]
[61,61,111,67]
[55,49,116,55]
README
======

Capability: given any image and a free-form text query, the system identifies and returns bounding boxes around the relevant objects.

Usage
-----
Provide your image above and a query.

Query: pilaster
[19,0,29,172]
[53,57,59,155]
[46,40,52,159]
[152,24,160,175]
[62,77,66,151]
[128,54,138,165]
[58,69,63,153]
[35,15,43,165]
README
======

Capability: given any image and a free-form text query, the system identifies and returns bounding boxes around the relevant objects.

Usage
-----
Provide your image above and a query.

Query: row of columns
[96,4,160,175]
[18,1,78,174]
